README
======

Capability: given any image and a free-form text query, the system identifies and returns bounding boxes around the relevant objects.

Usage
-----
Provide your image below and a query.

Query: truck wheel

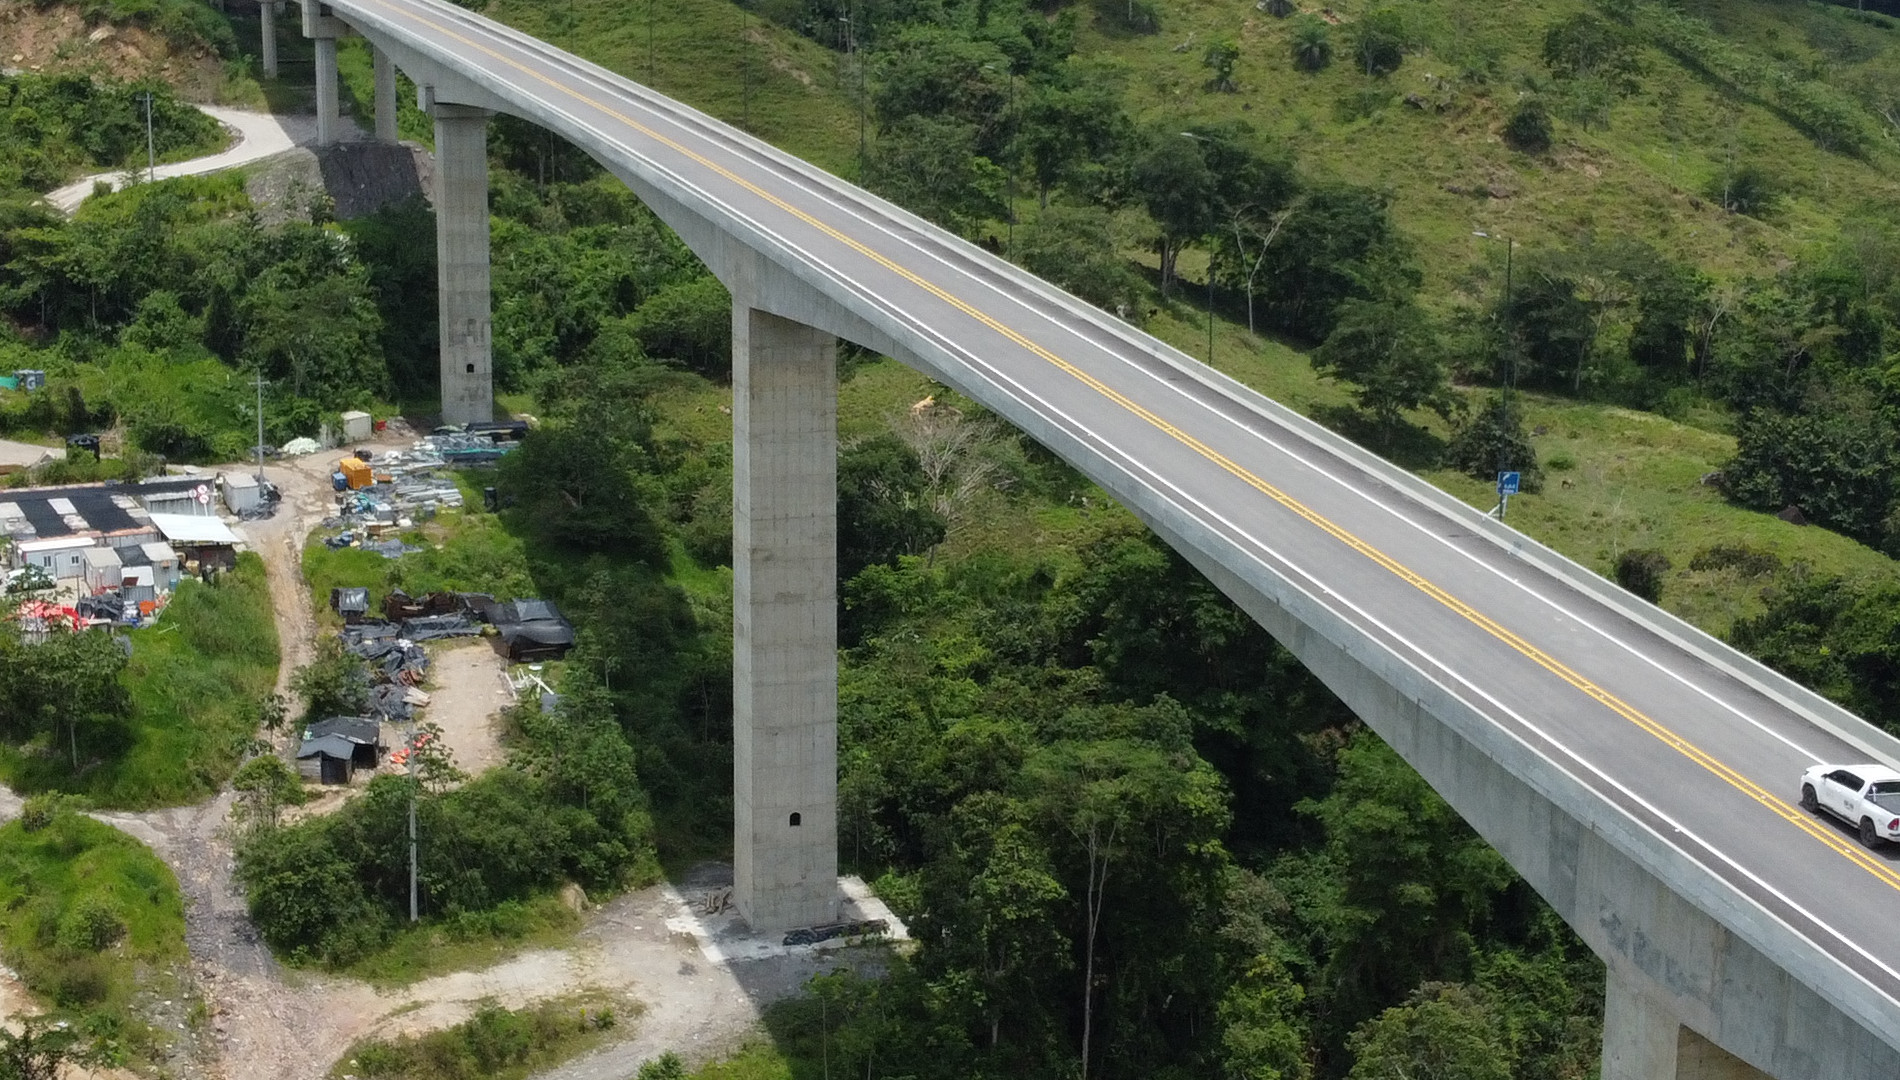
[1861,818,1881,848]
[1800,784,1818,811]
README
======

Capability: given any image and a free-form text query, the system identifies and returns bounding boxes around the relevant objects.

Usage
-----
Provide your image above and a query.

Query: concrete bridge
[250,2,1900,1076]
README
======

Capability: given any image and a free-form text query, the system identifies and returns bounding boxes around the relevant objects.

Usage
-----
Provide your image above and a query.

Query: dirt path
[421,641,512,777]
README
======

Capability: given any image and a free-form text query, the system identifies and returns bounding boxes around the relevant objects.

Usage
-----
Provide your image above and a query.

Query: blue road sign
[1497,471,1521,496]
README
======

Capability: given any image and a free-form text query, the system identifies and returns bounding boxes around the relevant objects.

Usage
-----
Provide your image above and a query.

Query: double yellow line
[368,0,1900,899]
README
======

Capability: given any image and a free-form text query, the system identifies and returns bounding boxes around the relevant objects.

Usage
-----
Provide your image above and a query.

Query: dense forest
[2,0,1900,1075]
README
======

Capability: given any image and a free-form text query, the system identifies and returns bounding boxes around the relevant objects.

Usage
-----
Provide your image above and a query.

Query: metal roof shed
[81,546,122,594]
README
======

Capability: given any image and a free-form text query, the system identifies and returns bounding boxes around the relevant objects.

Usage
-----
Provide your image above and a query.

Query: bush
[57,899,125,953]
[1612,549,1670,604]
[1445,394,1542,492]
[1688,544,1781,577]
[1711,165,1779,217]
[1503,99,1553,152]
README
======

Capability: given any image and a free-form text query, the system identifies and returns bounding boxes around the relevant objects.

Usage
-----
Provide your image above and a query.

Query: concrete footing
[259,1,277,79]
[1604,968,1769,1080]
[372,45,398,142]
[313,34,339,147]
[732,306,840,932]
[431,103,494,426]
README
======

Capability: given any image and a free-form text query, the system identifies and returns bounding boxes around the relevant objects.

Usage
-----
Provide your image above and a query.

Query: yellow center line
[368,0,1900,897]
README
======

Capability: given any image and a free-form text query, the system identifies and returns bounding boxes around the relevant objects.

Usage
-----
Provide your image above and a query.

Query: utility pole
[842,11,864,182]
[408,716,419,923]
[253,373,267,482]
[1006,68,1016,251]
[648,0,656,82]
[142,92,156,183]
[742,6,752,129]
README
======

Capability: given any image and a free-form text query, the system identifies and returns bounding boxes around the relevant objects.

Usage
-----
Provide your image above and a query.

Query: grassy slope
[0,553,279,809]
[0,809,188,1033]
[1088,0,1900,303]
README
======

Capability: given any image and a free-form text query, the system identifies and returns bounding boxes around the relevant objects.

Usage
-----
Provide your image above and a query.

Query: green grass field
[0,806,189,1056]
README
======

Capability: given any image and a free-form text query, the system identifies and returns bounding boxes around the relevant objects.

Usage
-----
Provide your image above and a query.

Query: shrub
[1445,395,1543,492]
[1613,549,1670,604]
[1688,544,1781,577]
[57,899,125,953]
[1711,165,1779,217]
[1503,99,1553,152]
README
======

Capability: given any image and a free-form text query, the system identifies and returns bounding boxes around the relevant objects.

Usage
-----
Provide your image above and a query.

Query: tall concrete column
[732,306,840,932]
[259,1,277,79]
[372,45,398,142]
[313,33,339,147]
[432,103,494,426]
[1603,969,1769,1080]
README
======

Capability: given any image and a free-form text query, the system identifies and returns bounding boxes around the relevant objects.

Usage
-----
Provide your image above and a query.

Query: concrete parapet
[431,103,493,426]
[731,304,840,932]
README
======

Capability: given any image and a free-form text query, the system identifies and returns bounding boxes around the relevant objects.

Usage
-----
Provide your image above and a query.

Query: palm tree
[1291,16,1333,72]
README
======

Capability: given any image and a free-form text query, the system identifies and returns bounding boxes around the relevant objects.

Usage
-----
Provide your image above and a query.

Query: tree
[289,638,370,723]
[232,754,306,833]
[1721,402,1897,548]
[1218,957,1312,1080]
[1312,299,1459,441]
[839,434,948,580]
[0,624,132,769]
[1346,983,1514,1080]
[1014,204,1143,317]
[1204,39,1241,92]
[1017,73,1132,208]
[1712,164,1779,218]
[1130,131,1217,298]
[1541,14,1641,93]
[1352,8,1409,77]
[869,115,1006,235]
[1445,394,1542,492]
[0,1017,100,1080]
[1613,549,1670,604]
[1257,183,1417,340]
[1290,17,1334,72]
[1502,98,1552,152]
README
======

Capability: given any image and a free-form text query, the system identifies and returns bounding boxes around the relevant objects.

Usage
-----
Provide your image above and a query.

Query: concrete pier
[313,33,339,146]
[373,45,398,142]
[259,1,277,79]
[732,306,840,932]
[432,103,494,426]
[1603,969,1770,1080]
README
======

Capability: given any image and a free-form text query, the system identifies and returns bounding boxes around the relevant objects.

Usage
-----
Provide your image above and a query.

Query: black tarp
[398,614,480,641]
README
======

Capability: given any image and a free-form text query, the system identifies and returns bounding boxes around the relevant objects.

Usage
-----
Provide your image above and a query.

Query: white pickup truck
[1800,763,1900,848]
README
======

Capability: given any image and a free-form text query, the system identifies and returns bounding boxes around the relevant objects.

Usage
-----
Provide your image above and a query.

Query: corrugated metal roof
[147,514,241,545]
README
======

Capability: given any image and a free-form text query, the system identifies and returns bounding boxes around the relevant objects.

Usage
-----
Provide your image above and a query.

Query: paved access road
[329,0,1900,1041]
[43,105,363,213]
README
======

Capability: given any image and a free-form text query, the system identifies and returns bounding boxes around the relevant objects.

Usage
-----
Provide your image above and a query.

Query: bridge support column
[372,45,398,142]
[313,32,339,146]
[732,306,839,932]
[1603,968,1770,1080]
[432,103,494,426]
[258,1,277,79]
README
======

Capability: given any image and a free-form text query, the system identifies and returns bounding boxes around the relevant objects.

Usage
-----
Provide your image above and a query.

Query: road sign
[1497,471,1521,496]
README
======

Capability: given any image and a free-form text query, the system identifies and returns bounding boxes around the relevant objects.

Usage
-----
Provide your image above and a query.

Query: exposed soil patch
[0,0,226,99]
[419,641,513,779]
